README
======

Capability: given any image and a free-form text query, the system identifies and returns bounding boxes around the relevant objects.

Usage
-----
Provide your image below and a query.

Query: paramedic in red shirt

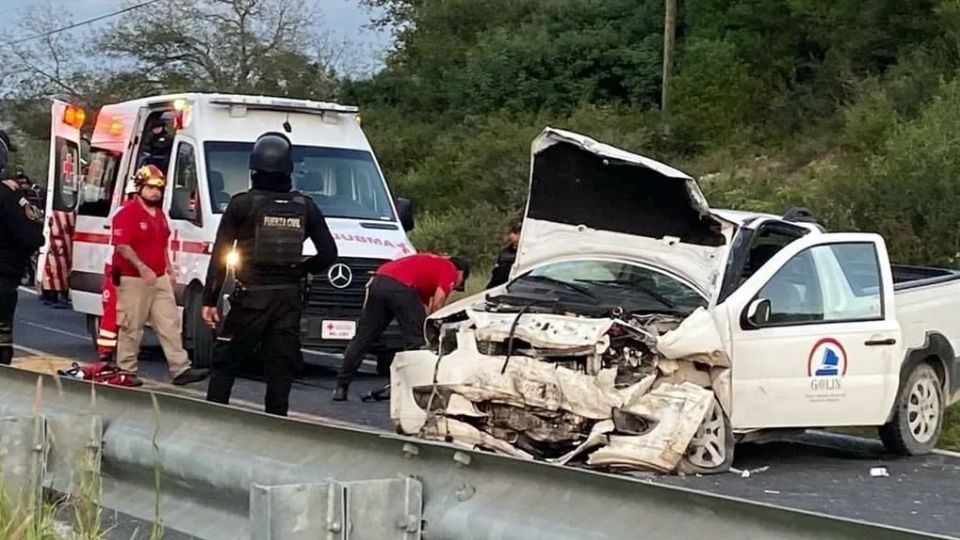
[112,165,207,386]
[333,253,470,401]
[95,181,138,362]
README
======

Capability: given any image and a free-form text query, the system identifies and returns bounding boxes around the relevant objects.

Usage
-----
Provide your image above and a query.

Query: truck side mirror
[744,298,771,329]
[396,197,415,232]
[170,187,199,225]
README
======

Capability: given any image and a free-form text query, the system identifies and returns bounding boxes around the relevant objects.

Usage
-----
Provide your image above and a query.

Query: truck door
[39,100,84,295]
[723,233,901,428]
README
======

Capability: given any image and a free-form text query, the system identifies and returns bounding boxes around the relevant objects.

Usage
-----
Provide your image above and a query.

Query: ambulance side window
[169,141,201,226]
[77,148,121,217]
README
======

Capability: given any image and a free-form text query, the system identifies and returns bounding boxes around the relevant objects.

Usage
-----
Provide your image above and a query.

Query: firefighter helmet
[133,164,166,189]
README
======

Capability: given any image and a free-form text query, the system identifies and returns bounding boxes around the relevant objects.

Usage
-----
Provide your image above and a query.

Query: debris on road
[870,466,890,478]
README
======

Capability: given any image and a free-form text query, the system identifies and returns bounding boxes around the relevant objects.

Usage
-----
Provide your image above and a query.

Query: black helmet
[249,132,293,174]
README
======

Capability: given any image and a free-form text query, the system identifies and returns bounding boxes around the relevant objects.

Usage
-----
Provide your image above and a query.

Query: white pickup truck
[390,128,960,474]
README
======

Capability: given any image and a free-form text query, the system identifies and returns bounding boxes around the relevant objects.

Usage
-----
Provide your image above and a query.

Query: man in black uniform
[201,132,338,416]
[0,129,45,366]
[486,222,521,289]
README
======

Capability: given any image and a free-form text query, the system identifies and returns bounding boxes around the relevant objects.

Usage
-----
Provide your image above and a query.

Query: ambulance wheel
[879,362,943,455]
[677,399,735,475]
[376,351,395,376]
[85,314,101,351]
[186,291,215,369]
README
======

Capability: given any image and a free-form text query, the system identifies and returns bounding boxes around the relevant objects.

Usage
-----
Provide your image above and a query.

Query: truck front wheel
[879,363,943,455]
[678,398,735,475]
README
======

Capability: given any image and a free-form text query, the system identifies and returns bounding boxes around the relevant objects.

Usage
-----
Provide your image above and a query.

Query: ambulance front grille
[305,257,386,315]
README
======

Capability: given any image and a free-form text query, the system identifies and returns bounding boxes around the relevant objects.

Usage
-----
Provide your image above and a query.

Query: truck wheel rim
[685,401,726,468]
[907,376,940,444]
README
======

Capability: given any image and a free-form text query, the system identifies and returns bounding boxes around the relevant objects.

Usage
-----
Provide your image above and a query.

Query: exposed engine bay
[391,299,733,474]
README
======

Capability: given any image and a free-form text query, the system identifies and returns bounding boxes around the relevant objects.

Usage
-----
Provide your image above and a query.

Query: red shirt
[111,200,170,277]
[377,254,459,304]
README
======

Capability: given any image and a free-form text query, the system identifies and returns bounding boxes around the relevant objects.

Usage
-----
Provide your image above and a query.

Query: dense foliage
[5,0,960,271]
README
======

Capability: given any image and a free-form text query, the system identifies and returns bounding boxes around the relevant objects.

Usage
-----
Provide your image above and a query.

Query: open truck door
[37,100,84,297]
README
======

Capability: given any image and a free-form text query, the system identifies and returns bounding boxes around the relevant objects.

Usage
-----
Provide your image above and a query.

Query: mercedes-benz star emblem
[327,263,353,289]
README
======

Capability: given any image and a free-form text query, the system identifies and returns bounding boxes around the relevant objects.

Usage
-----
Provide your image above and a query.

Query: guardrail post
[250,478,422,540]
[44,414,103,496]
[250,481,346,540]
[0,415,45,514]
[343,478,422,540]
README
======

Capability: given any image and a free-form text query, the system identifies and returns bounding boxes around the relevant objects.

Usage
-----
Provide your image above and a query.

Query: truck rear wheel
[879,363,943,455]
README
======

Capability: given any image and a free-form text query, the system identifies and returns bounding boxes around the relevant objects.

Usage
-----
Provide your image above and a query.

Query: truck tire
[879,362,943,455]
[376,351,395,376]
[185,290,215,369]
[677,398,735,475]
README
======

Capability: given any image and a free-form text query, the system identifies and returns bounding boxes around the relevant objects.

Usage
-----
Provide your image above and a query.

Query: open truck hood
[514,128,733,296]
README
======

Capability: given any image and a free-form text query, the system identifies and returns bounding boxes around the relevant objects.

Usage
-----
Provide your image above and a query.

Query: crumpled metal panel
[250,482,346,540]
[0,415,45,513]
[44,414,103,495]
[470,311,614,352]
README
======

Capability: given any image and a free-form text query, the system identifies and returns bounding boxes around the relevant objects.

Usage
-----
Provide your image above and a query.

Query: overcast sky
[0,0,392,73]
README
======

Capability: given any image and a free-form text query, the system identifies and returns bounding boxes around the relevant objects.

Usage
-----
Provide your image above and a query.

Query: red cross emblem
[171,229,181,262]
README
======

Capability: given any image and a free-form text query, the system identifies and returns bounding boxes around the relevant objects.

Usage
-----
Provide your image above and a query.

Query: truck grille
[305,257,386,316]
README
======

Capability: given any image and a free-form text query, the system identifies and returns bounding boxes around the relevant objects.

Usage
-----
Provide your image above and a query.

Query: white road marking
[17,286,38,296]
[20,320,89,341]
[300,346,376,368]
[13,343,49,356]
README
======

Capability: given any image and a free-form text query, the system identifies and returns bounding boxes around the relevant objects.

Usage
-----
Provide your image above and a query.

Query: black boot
[332,382,349,402]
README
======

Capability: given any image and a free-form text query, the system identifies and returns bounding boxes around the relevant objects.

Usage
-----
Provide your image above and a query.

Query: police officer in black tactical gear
[201,132,338,416]
[0,129,45,366]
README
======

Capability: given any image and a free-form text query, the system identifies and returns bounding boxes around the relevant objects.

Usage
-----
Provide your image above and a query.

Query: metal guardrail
[0,365,949,540]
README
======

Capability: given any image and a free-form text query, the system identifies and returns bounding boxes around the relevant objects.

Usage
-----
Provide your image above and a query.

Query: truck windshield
[204,142,396,221]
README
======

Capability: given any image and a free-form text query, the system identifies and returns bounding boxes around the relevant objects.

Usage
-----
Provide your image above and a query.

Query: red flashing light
[63,104,86,129]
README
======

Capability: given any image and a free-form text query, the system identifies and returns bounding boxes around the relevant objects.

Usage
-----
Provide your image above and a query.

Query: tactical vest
[249,192,308,267]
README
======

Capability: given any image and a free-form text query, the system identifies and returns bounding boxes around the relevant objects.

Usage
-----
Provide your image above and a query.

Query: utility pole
[661,0,677,112]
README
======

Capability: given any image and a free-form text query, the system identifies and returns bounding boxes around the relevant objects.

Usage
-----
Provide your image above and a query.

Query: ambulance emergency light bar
[208,95,359,118]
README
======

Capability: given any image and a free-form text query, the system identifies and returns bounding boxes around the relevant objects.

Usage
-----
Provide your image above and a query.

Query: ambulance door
[39,100,83,298]
[165,136,209,304]
[70,105,155,316]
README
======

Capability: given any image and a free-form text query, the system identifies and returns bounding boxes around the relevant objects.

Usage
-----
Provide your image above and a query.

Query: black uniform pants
[0,278,17,366]
[337,276,426,385]
[206,287,303,416]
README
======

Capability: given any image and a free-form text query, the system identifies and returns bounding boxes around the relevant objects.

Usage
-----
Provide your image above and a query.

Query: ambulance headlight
[225,250,240,268]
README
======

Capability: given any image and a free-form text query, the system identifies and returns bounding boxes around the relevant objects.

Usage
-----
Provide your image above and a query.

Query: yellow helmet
[133,164,166,189]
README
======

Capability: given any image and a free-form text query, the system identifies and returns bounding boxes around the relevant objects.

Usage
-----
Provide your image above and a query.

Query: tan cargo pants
[116,274,191,376]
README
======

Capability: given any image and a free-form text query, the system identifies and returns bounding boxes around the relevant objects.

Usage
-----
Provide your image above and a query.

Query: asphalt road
[9,288,960,538]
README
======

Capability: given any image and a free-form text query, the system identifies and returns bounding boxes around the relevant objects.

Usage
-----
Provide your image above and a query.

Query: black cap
[450,256,471,291]
[249,132,293,174]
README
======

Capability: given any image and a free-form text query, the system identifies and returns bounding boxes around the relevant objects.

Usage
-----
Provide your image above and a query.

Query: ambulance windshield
[204,142,396,221]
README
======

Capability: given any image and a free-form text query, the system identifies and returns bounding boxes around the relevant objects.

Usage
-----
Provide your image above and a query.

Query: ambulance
[47,94,416,370]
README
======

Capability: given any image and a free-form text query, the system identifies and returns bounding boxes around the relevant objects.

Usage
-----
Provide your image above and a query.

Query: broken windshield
[508,259,706,316]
